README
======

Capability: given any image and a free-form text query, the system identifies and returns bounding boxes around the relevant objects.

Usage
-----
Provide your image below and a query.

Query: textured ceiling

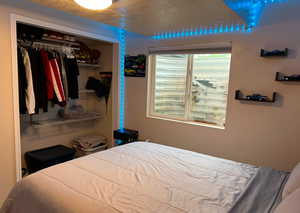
[27,0,243,36]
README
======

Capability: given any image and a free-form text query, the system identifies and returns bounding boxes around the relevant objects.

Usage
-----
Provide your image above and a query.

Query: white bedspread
[1,142,258,213]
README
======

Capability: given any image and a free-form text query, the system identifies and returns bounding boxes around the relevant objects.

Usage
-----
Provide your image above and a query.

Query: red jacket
[41,50,54,100]
[49,58,65,102]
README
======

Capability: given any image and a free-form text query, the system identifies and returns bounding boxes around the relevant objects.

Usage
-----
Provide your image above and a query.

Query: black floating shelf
[235,90,277,103]
[276,72,300,81]
[261,48,288,57]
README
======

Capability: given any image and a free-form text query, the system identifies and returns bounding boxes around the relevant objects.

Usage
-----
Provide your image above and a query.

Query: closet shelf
[79,89,95,94]
[40,37,80,47]
[78,63,101,69]
[31,113,102,128]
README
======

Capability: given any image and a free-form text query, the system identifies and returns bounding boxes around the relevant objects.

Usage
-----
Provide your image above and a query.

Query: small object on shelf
[85,76,112,106]
[25,145,75,173]
[276,72,300,81]
[75,41,101,64]
[235,90,277,103]
[260,48,288,57]
[114,128,139,146]
[246,94,268,102]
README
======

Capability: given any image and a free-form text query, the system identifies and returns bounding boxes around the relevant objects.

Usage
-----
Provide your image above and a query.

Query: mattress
[0,142,288,213]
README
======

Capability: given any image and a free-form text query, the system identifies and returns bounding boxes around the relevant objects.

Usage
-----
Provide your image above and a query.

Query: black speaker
[113,128,138,146]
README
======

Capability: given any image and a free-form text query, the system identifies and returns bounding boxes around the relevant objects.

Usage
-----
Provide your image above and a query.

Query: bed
[0,142,288,213]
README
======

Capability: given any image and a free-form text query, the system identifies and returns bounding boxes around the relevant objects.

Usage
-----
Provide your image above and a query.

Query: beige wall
[0,0,119,205]
[93,43,115,146]
[125,3,300,172]
[0,4,16,207]
[2,0,300,206]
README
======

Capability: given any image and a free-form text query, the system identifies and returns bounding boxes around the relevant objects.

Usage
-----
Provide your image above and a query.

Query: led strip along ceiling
[152,0,288,40]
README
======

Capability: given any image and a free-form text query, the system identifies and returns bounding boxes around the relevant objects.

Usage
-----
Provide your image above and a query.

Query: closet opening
[11,15,120,181]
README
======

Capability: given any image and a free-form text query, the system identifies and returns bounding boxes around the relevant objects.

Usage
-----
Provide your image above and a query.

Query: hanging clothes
[58,54,69,99]
[41,50,55,100]
[20,47,35,115]
[17,47,27,114]
[64,57,80,99]
[17,42,80,115]
[48,52,66,103]
[28,48,48,113]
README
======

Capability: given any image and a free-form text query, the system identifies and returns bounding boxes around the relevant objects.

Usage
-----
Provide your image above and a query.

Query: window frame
[147,47,232,129]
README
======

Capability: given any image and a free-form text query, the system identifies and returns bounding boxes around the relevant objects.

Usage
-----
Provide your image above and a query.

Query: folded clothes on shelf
[72,135,107,152]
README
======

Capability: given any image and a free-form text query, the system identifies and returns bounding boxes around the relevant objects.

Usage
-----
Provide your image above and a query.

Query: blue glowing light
[152,0,287,40]
[225,0,287,28]
[152,24,248,40]
[118,28,126,128]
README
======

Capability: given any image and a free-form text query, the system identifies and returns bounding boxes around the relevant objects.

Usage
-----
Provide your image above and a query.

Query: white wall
[125,2,300,172]
[0,0,119,205]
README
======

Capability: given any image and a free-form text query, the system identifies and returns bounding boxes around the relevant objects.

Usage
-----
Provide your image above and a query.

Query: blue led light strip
[226,0,288,27]
[152,0,287,40]
[152,24,249,40]
[227,0,287,10]
[118,28,126,128]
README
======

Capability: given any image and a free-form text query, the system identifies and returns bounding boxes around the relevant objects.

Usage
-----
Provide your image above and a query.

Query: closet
[17,23,115,176]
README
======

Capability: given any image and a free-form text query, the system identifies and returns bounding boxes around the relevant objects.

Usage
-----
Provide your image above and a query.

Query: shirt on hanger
[48,52,65,103]
[28,48,48,113]
[17,47,27,114]
[58,53,69,99]
[64,57,80,100]
[20,47,36,115]
[41,50,55,100]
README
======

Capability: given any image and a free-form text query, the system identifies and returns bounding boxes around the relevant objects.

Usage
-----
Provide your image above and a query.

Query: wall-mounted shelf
[30,112,102,128]
[275,72,300,81]
[261,48,288,57]
[235,90,277,103]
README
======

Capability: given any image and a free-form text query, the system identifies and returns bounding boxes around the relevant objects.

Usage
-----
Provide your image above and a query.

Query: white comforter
[1,142,258,213]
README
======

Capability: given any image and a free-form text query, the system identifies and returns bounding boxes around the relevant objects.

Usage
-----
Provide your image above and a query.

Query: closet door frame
[10,14,121,182]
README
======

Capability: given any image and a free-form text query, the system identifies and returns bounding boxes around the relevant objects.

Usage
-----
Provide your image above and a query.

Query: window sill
[146,115,225,130]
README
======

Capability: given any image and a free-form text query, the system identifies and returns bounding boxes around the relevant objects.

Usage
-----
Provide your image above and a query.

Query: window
[147,48,232,128]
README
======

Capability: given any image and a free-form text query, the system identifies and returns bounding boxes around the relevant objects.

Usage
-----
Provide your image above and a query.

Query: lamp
[74,0,113,10]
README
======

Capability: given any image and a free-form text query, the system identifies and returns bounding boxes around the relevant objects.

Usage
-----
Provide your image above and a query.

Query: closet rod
[17,39,80,51]
[32,41,80,50]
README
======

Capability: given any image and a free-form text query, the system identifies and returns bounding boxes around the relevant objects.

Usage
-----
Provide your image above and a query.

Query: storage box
[25,145,75,173]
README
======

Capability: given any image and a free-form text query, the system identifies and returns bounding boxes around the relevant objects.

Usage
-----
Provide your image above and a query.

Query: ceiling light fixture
[74,0,113,10]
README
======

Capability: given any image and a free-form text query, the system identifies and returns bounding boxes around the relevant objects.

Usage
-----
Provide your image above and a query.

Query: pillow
[274,187,300,213]
[282,163,300,199]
